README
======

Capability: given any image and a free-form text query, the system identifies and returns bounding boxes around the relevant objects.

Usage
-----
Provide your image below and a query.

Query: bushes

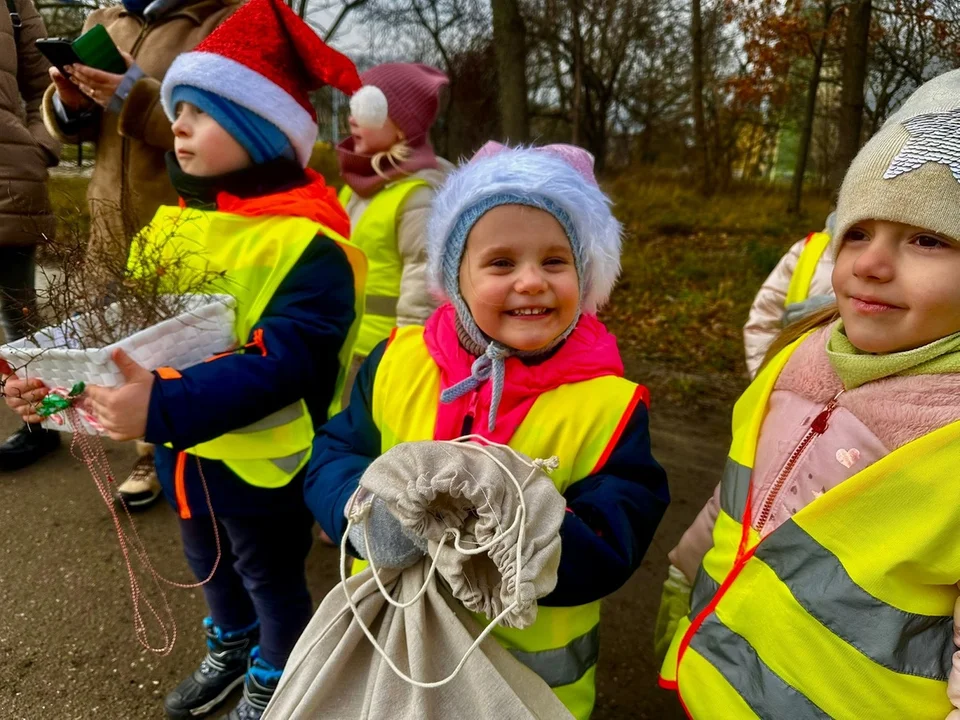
[600,174,832,383]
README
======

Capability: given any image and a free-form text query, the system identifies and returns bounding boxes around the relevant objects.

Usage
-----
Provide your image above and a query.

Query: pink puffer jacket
[671,326,960,715]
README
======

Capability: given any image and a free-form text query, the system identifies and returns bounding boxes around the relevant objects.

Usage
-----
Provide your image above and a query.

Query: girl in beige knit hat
[658,69,960,718]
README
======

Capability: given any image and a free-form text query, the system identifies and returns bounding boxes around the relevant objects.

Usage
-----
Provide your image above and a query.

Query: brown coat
[41,0,239,267]
[1,0,60,246]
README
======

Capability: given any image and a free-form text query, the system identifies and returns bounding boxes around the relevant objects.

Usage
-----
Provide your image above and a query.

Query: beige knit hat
[832,69,960,256]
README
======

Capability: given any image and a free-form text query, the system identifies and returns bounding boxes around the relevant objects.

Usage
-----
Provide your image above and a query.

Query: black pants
[178,508,315,669]
[0,246,38,343]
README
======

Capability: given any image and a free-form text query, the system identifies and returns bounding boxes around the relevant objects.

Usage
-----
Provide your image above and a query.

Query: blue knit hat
[170,86,295,165]
[428,143,622,431]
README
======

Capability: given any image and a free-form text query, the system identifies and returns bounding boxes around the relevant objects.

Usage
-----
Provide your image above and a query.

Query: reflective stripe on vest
[129,206,367,490]
[660,335,960,718]
[370,325,642,720]
[340,180,428,357]
[784,231,831,307]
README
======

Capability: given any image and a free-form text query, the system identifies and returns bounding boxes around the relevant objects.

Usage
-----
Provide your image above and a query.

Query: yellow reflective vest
[784,231,831,307]
[660,335,960,719]
[129,205,366,491]
[365,325,645,720]
[339,179,428,358]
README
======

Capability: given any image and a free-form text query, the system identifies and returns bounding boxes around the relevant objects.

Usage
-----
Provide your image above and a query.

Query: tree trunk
[691,0,711,194]
[831,0,872,190]
[491,0,529,143]
[788,28,828,213]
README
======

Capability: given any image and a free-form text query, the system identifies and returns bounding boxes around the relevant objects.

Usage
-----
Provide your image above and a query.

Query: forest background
[43,0,960,405]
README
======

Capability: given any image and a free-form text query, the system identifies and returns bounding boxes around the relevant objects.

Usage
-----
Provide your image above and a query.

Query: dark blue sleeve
[541,400,670,607]
[144,235,355,449]
[303,341,386,545]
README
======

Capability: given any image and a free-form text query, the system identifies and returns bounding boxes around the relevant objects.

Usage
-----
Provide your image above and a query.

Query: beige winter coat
[1,0,60,246]
[742,235,834,378]
[41,0,239,268]
[341,160,453,327]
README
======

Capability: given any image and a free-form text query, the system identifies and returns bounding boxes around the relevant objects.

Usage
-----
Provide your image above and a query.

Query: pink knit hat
[349,63,449,140]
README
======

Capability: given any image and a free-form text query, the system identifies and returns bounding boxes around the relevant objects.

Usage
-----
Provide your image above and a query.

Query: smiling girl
[303,142,670,720]
[658,70,960,718]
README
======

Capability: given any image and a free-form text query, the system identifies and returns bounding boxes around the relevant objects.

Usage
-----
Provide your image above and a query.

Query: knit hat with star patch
[833,69,960,256]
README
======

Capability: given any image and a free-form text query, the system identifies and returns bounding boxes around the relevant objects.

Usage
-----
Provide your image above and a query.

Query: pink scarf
[337,134,439,198]
[423,304,626,444]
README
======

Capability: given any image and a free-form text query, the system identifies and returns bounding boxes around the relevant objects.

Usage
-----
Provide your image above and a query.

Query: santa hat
[349,63,448,141]
[161,0,361,167]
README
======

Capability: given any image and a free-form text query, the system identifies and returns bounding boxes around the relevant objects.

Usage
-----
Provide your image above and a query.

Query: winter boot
[0,423,60,471]
[225,647,283,720]
[163,618,259,719]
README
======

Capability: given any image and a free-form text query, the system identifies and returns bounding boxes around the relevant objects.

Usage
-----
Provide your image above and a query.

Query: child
[336,62,453,400]
[659,70,960,718]
[742,213,836,378]
[304,142,670,720]
[4,1,364,718]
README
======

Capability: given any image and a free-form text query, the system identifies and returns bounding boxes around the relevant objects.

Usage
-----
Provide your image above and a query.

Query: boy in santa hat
[4,0,364,717]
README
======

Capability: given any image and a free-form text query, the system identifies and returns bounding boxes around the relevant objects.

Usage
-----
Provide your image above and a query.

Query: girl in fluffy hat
[304,141,669,720]
[658,69,960,718]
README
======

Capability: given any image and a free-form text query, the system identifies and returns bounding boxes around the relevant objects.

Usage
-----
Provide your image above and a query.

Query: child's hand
[84,349,154,441]
[1,375,49,424]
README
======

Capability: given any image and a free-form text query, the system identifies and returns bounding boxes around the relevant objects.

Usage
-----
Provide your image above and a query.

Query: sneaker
[163,618,259,719]
[225,647,283,720]
[0,423,60,472]
[115,455,161,509]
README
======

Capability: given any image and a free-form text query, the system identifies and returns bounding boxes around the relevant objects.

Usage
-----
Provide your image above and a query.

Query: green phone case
[72,24,126,75]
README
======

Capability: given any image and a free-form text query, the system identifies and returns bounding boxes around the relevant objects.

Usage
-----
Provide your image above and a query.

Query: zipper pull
[810,391,844,434]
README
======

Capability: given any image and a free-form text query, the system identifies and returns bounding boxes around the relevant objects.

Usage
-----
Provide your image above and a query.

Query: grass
[600,173,832,406]
[48,159,829,406]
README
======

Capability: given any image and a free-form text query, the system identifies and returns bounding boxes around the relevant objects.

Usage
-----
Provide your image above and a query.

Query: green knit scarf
[825,320,960,390]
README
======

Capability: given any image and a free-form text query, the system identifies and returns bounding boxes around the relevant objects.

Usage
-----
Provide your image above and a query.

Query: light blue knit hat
[427,142,622,431]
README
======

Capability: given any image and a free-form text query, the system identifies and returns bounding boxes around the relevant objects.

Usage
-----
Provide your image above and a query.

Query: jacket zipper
[754,390,844,533]
[460,390,480,436]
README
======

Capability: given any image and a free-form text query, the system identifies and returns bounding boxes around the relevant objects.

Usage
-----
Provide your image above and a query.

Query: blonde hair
[371,139,413,180]
[758,304,840,373]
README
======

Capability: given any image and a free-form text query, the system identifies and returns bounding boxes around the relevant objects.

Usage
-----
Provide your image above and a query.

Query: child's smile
[459,205,580,353]
[834,219,960,352]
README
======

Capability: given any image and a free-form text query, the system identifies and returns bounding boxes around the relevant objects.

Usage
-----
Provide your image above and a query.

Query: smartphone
[35,38,82,77]
[35,25,126,77]
[72,24,126,75]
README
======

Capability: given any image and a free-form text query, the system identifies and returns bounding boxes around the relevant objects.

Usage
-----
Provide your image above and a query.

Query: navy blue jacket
[143,157,355,517]
[304,340,670,607]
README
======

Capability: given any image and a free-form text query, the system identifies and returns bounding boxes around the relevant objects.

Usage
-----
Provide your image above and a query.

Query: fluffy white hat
[427,142,622,314]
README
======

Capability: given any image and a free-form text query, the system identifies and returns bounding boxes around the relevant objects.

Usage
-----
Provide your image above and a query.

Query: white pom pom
[350,85,389,129]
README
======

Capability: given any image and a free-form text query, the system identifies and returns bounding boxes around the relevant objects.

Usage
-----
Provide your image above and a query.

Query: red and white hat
[161,0,361,167]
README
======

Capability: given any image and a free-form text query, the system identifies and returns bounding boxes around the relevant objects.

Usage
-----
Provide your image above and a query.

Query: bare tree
[691,0,710,192]
[831,0,872,190]
[789,0,839,213]
[491,0,529,141]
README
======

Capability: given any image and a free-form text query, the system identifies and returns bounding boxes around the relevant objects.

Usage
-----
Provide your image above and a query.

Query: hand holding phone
[36,25,129,109]
[47,65,93,112]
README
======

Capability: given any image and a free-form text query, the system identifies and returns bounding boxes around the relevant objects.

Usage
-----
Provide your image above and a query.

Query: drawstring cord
[439,343,510,432]
[337,435,558,689]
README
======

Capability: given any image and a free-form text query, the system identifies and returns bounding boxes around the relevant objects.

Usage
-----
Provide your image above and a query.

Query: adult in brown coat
[39,0,239,503]
[42,0,240,269]
[0,0,62,470]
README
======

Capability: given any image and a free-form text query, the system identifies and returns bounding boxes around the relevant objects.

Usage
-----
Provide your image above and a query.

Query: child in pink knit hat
[335,62,454,402]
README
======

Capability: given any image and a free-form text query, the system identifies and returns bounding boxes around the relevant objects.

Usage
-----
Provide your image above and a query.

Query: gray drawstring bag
[263,438,573,720]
